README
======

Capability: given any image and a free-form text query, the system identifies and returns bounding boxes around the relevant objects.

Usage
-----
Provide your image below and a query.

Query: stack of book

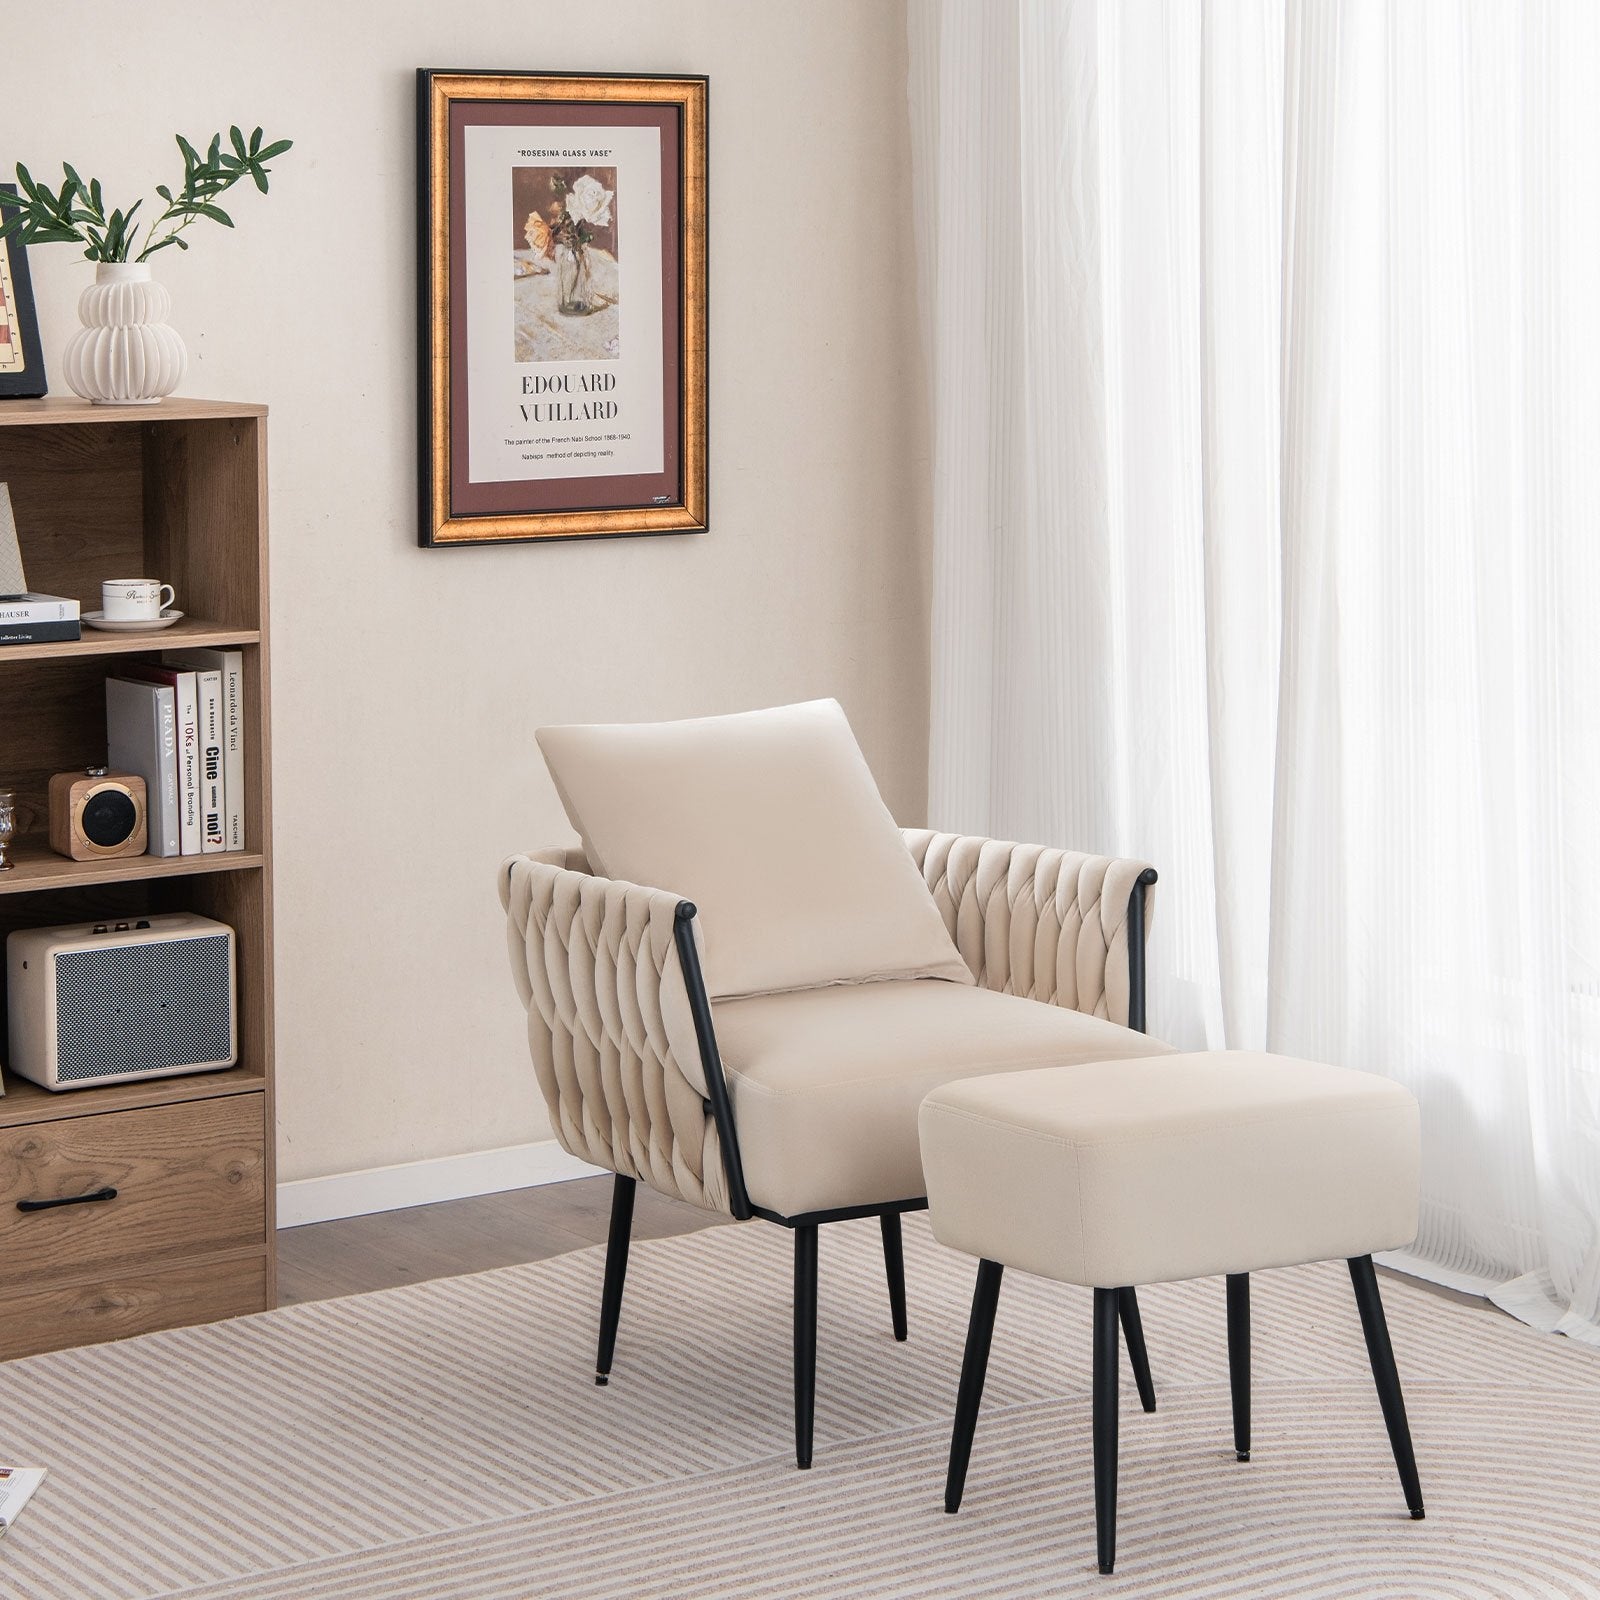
[106,651,247,856]
[0,593,80,645]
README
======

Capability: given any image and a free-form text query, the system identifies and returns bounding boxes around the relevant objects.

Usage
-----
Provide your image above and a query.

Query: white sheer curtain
[909,0,1600,1343]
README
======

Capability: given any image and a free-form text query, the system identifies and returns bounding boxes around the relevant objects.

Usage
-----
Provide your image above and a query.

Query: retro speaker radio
[5,913,237,1091]
[48,766,147,861]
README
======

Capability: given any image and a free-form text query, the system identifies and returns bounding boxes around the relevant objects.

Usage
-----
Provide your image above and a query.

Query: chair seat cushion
[713,980,1174,1216]
[919,1051,1420,1288]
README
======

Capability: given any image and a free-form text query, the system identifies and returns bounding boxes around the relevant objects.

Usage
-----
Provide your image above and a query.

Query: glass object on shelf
[0,788,17,870]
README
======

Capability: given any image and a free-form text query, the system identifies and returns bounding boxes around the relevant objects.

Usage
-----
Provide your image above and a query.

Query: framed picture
[0,185,48,399]
[417,70,708,548]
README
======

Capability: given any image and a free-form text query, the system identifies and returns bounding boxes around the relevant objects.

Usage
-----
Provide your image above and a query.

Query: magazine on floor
[0,1467,46,1536]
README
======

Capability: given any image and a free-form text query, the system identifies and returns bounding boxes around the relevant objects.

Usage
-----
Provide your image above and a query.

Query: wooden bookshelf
[0,397,275,1359]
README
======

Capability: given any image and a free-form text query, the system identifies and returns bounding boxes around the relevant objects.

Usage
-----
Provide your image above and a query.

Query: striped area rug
[1,1213,1596,1599]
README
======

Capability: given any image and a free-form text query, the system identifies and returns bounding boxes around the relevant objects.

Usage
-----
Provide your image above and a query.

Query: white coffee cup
[102,579,176,621]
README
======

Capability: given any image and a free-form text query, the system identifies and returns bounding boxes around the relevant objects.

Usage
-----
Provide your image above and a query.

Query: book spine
[152,688,182,856]
[220,653,245,850]
[174,672,201,856]
[0,620,81,645]
[0,598,80,623]
[195,669,225,853]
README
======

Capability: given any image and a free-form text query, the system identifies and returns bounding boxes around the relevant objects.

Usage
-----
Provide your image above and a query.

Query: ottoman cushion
[919,1051,1419,1286]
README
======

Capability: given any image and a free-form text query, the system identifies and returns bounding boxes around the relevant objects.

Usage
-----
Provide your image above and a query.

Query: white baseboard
[276,1140,605,1229]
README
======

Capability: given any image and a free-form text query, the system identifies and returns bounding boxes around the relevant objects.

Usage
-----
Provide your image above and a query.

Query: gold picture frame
[417,70,708,547]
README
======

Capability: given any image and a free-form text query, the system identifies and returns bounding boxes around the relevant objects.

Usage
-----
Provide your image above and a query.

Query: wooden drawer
[0,1092,265,1288]
[0,1253,267,1360]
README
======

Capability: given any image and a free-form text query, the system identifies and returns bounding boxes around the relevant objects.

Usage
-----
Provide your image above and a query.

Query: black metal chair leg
[794,1223,819,1469]
[945,1259,1004,1513]
[1118,1287,1156,1413]
[1226,1272,1250,1460]
[1093,1287,1121,1575]
[594,1173,636,1386]
[1348,1255,1425,1519]
[880,1212,909,1342]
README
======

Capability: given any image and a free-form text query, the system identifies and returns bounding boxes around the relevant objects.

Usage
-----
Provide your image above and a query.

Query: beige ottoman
[919,1050,1425,1576]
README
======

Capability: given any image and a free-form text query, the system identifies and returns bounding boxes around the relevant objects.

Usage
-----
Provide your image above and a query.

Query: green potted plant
[0,127,292,404]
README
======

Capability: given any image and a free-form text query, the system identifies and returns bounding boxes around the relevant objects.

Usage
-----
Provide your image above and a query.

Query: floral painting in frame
[417,71,708,546]
[0,185,48,399]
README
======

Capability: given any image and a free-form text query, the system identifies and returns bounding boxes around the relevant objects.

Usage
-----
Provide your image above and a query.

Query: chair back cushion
[537,699,973,999]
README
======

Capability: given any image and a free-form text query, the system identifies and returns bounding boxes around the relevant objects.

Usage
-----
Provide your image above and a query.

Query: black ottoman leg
[1348,1255,1425,1519]
[1118,1287,1157,1413]
[1093,1287,1121,1574]
[945,1259,1004,1512]
[1226,1272,1251,1460]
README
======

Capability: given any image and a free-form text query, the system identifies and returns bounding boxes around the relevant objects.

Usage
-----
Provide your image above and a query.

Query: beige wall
[10,1,929,1183]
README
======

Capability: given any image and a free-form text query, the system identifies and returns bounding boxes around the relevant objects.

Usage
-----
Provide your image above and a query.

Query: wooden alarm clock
[48,767,148,860]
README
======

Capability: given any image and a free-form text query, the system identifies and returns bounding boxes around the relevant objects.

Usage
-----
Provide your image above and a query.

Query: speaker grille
[53,935,233,1081]
[82,787,138,847]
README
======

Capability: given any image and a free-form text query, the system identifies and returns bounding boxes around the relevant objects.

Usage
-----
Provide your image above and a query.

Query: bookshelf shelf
[0,396,266,428]
[0,397,276,1360]
[0,621,261,666]
[0,839,265,894]
[0,1066,268,1130]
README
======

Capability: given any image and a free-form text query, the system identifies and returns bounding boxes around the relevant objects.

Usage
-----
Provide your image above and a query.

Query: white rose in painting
[567,174,613,229]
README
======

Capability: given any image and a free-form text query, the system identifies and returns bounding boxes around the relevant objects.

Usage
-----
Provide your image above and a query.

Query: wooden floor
[277,1175,730,1306]
[279,1175,1480,1314]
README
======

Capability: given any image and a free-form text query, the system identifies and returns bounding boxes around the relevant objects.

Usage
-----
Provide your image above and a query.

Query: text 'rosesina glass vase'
[63,262,188,405]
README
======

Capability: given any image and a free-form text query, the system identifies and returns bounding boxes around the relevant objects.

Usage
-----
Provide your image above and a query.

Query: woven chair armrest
[903,829,1156,1028]
[501,852,731,1212]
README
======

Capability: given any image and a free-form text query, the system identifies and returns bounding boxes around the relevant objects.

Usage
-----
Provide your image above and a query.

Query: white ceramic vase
[63,262,187,405]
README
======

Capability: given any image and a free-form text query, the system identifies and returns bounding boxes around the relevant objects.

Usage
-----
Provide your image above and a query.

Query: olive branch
[0,126,292,264]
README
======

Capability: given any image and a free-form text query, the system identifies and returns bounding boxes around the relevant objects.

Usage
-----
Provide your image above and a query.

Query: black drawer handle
[17,1186,118,1213]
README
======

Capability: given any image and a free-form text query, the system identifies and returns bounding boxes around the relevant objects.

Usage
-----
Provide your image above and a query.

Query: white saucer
[83,609,185,633]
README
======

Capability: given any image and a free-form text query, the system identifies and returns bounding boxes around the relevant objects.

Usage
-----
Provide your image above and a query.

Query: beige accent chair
[500,700,1171,1467]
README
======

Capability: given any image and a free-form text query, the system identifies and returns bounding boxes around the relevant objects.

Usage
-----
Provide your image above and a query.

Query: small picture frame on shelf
[0,481,26,591]
[0,186,47,399]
